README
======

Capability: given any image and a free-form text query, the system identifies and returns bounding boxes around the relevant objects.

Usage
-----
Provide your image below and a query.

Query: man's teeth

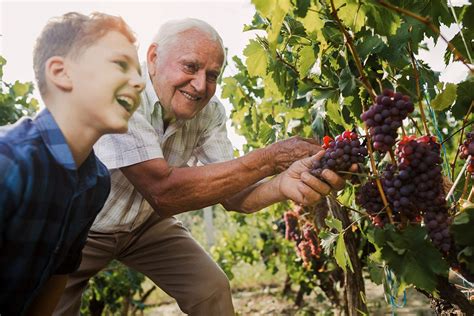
[182,91,199,101]
[117,96,134,112]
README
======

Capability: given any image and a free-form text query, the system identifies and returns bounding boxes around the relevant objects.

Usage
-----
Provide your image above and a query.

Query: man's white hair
[152,18,225,59]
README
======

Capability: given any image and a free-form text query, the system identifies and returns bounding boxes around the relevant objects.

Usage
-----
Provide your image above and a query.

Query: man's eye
[207,74,218,83]
[184,64,197,72]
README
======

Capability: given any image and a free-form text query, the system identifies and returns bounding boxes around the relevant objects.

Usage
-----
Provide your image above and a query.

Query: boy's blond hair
[33,12,136,98]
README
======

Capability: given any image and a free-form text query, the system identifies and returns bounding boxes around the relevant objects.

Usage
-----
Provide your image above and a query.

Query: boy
[0,12,144,315]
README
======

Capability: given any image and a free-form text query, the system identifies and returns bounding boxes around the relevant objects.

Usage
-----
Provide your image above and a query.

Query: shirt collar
[34,108,77,170]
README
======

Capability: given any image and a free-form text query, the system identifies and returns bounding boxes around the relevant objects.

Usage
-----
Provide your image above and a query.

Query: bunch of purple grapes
[360,89,415,152]
[310,131,368,178]
[355,180,388,227]
[424,206,452,253]
[380,163,420,221]
[459,131,474,178]
[396,136,452,253]
[396,136,445,211]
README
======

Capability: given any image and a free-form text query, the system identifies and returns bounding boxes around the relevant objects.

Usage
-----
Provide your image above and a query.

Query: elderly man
[54,18,348,316]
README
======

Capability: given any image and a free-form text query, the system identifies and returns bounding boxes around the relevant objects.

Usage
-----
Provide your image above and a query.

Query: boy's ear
[147,43,158,76]
[45,56,73,91]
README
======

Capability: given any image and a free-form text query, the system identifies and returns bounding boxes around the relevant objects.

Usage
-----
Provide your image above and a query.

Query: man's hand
[265,136,321,173]
[274,151,355,206]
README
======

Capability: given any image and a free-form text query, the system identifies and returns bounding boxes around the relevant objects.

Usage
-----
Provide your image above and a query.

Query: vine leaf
[431,83,457,111]
[334,0,366,32]
[451,208,474,274]
[339,66,356,97]
[370,225,449,293]
[364,3,401,37]
[451,77,474,121]
[326,99,352,130]
[243,40,268,77]
[335,234,354,273]
[297,6,325,45]
[252,0,292,52]
[296,45,316,79]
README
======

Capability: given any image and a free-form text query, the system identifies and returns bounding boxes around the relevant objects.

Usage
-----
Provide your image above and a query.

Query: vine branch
[330,0,394,223]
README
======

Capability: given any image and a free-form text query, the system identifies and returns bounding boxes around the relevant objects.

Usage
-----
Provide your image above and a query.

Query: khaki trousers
[53,212,235,316]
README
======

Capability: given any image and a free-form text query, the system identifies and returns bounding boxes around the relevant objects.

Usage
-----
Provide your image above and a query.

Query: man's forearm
[122,147,276,217]
[221,177,285,213]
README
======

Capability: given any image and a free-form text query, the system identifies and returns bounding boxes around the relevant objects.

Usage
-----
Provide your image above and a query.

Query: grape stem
[460,172,470,201]
[445,157,470,201]
[408,42,430,135]
[330,0,394,223]
[377,0,473,72]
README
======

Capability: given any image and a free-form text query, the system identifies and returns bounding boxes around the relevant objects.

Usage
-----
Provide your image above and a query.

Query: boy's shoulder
[0,115,39,145]
[0,116,44,167]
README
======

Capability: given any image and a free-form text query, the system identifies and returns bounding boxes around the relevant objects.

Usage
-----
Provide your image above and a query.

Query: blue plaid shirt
[0,109,110,315]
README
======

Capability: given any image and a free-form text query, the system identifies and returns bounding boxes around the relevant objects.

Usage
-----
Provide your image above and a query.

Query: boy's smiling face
[67,30,145,134]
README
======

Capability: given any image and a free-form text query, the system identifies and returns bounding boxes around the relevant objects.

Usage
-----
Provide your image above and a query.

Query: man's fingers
[301,171,331,196]
[297,182,322,205]
[305,150,325,167]
[321,169,346,191]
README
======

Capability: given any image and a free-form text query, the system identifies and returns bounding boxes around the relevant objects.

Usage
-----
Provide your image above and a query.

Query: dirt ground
[145,282,436,316]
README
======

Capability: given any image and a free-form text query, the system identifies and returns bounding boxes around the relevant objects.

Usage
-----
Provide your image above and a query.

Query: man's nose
[191,71,206,93]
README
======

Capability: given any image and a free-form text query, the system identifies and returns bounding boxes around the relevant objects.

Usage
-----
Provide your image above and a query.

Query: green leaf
[369,225,449,292]
[311,109,325,140]
[252,0,273,16]
[335,0,366,33]
[364,3,401,37]
[256,0,292,52]
[355,35,385,60]
[451,209,474,247]
[297,6,324,44]
[338,66,356,97]
[12,81,31,97]
[243,40,268,77]
[325,217,343,232]
[294,0,311,17]
[451,78,474,120]
[335,234,354,273]
[431,83,457,111]
[326,99,351,130]
[296,45,316,78]
[319,230,339,254]
[368,260,384,285]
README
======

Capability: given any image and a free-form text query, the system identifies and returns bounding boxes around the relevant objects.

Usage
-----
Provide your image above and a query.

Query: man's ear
[45,56,73,91]
[147,43,158,76]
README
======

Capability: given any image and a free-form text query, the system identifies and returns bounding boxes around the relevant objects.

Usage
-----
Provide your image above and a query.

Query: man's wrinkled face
[148,29,224,121]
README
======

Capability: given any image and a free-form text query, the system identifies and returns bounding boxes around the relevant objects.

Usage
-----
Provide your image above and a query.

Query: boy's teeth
[117,96,134,112]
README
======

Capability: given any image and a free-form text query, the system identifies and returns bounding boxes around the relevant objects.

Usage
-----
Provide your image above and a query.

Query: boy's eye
[114,60,128,70]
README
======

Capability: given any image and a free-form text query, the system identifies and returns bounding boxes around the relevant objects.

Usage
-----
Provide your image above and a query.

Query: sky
[0,0,471,149]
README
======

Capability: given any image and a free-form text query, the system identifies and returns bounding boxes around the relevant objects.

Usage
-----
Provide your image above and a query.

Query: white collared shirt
[91,64,233,233]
